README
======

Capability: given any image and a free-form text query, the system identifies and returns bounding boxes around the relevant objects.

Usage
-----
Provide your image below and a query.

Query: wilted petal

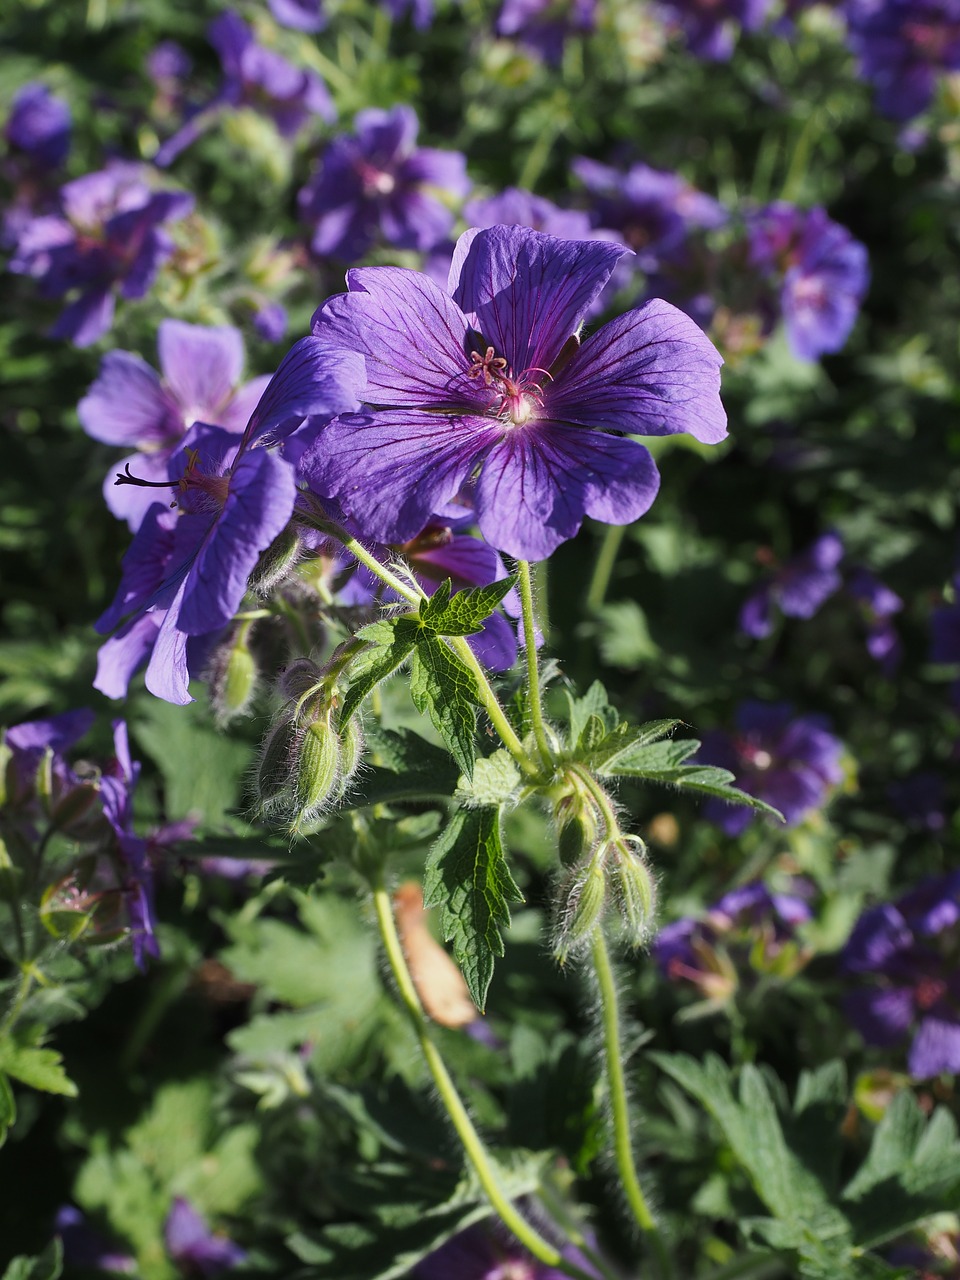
[449,224,630,376]
[548,300,727,444]
[157,320,244,423]
[79,350,181,447]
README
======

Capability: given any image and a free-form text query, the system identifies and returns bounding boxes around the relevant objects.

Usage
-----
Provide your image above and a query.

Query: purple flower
[747,204,869,360]
[100,721,161,968]
[930,582,960,663]
[412,1222,601,1279]
[95,338,364,704]
[890,772,947,832]
[495,0,598,64]
[3,709,96,811]
[165,1198,246,1277]
[845,0,960,121]
[252,300,288,343]
[842,872,960,1077]
[380,0,435,28]
[465,187,597,241]
[79,320,273,530]
[5,83,71,170]
[148,40,194,86]
[739,532,844,638]
[300,224,726,562]
[268,0,326,31]
[697,701,845,836]
[55,1206,135,1274]
[7,162,194,346]
[655,0,773,60]
[848,567,903,671]
[299,105,470,261]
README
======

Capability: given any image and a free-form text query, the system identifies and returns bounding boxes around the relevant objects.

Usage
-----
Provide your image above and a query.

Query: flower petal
[548,299,727,444]
[79,350,182,447]
[448,224,630,376]
[157,320,245,423]
[245,337,365,445]
[909,1014,960,1078]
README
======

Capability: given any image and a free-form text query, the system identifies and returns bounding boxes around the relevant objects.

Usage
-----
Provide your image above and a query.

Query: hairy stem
[371,873,596,1280]
[518,560,554,772]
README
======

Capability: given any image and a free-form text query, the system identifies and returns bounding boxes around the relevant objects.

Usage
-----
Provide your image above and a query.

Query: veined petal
[79,350,182,447]
[103,451,174,531]
[300,409,494,546]
[157,320,244,422]
[245,337,365,445]
[311,267,488,410]
[94,614,161,700]
[219,374,272,433]
[474,424,660,561]
[548,299,727,444]
[146,582,193,705]
[448,225,630,377]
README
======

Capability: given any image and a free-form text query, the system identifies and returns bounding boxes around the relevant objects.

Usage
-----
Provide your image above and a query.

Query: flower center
[466,343,550,428]
[356,160,397,196]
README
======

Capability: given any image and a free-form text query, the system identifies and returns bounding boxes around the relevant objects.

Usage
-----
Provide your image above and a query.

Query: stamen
[114,462,178,489]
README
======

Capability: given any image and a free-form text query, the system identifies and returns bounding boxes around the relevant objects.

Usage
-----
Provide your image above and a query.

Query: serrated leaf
[1,1241,62,1280]
[419,574,518,637]
[455,751,522,808]
[340,618,419,724]
[409,639,479,778]
[0,1042,77,1097]
[423,808,523,1010]
[598,739,783,819]
[564,680,619,747]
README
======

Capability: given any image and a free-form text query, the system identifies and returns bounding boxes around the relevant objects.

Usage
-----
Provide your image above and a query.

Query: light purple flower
[5,83,71,170]
[268,0,326,31]
[165,1198,246,1277]
[842,872,960,1077]
[7,162,193,346]
[252,300,288,343]
[299,105,470,261]
[697,701,845,836]
[79,320,273,530]
[496,0,598,64]
[845,0,960,122]
[747,203,869,360]
[655,0,773,59]
[739,532,844,638]
[95,339,364,704]
[301,224,726,562]
[465,187,596,241]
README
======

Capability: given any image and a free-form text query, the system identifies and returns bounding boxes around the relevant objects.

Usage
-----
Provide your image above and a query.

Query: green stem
[590,930,671,1277]
[518,561,554,772]
[0,965,35,1038]
[371,874,596,1280]
[585,525,626,613]
[706,1256,785,1280]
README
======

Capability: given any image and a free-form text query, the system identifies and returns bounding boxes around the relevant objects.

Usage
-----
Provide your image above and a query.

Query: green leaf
[423,807,523,1010]
[419,574,518,637]
[0,1071,15,1147]
[0,1042,77,1097]
[409,639,479,778]
[564,680,619,747]
[1,1241,62,1280]
[340,618,419,724]
[346,727,460,808]
[455,750,522,808]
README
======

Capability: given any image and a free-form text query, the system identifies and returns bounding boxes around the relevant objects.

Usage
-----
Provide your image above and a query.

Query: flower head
[495,0,598,64]
[739,531,844,638]
[845,0,960,121]
[165,1198,246,1277]
[268,0,326,31]
[299,105,470,260]
[697,701,845,835]
[5,83,71,170]
[848,567,903,671]
[412,1221,601,1279]
[301,224,726,562]
[655,0,773,60]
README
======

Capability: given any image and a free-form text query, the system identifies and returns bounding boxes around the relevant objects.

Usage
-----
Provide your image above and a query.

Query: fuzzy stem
[518,560,554,772]
[371,874,595,1280]
[591,929,672,1277]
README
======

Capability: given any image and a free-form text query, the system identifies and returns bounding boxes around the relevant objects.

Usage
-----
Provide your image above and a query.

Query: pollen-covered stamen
[467,345,508,386]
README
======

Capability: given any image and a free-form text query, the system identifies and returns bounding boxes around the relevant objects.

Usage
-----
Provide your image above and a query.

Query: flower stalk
[518,559,555,772]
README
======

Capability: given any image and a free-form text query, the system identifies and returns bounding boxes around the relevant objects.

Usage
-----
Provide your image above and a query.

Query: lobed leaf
[419,574,518,637]
[409,639,480,778]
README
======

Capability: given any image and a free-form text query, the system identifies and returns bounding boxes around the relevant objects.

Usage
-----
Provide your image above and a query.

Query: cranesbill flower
[268,0,326,32]
[655,0,773,60]
[739,531,844,638]
[845,0,960,121]
[848,567,903,671]
[79,320,273,530]
[5,83,71,170]
[301,224,726,562]
[747,203,869,361]
[100,721,160,968]
[95,339,363,704]
[298,105,471,261]
[380,0,435,29]
[465,187,596,241]
[165,1198,246,1277]
[55,1207,135,1275]
[495,0,598,64]
[7,162,193,346]
[697,701,845,836]
[841,871,960,1078]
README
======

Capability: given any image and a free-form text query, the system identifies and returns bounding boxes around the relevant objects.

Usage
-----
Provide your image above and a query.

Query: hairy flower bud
[333,715,364,801]
[611,837,658,949]
[277,657,326,702]
[249,525,302,596]
[290,712,342,831]
[554,855,608,964]
[255,715,300,814]
[208,626,259,726]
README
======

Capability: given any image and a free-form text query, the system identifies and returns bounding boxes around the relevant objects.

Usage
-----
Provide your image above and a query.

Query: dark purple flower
[5,83,71,170]
[252,300,288,342]
[95,338,364,704]
[412,1221,601,1279]
[301,224,726,562]
[465,187,596,241]
[299,105,470,261]
[3,709,96,809]
[847,567,903,671]
[55,1206,135,1274]
[842,872,960,1077]
[655,0,773,59]
[573,157,726,273]
[697,701,845,835]
[7,162,194,346]
[79,320,273,530]
[380,0,435,28]
[890,772,947,832]
[930,583,960,664]
[747,203,869,360]
[268,0,326,31]
[165,1198,246,1278]
[739,532,844,638]
[496,0,597,64]
[845,0,960,121]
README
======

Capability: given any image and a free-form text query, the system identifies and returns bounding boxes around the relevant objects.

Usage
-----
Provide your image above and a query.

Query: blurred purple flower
[252,300,288,342]
[842,871,960,1077]
[380,0,435,28]
[747,203,869,360]
[299,105,470,260]
[739,532,844,638]
[655,0,773,60]
[5,83,71,170]
[496,0,598,64]
[148,40,194,85]
[889,772,947,832]
[55,1206,135,1274]
[95,339,363,704]
[412,1221,601,1279]
[847,567,903,672]
[7,162,193,346]
[930,584,960,663]
[697,701,845,835]
[845,0,960,121]
[3,709,96,812]
[100,721,160,968]
[78,320,273,530]
[165,1198,246,1277]
[465,187,596,240]
[301,224,726,562]
[268,0,326,31]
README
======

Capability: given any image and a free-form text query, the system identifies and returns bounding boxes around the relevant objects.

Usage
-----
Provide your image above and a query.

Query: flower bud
[611,837,658,949]
[277,658,326,702]
[255,715,300,814]
[553,778,601,868]
[333,716,364,800]
[50,780,102,835]
[250,526,302,596]
[289,712,342,832]
[553,856,608,965]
